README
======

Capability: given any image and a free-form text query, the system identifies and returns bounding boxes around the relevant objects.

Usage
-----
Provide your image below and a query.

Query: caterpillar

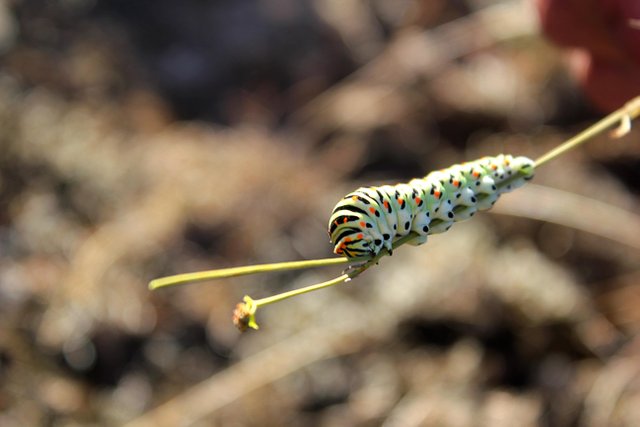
[328,154,535,258]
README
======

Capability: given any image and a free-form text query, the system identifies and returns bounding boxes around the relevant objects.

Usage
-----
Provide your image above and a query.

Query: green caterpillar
[328,154,535,258]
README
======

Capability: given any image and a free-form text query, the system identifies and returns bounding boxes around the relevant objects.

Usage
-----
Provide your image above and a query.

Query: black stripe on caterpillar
[328,154,535,258]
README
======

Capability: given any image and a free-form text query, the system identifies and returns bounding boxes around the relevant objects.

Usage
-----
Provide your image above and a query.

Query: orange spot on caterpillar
[453,180,460,187]
[357,233,363,239]
[345,237,352,242]
[415,197,422,204]
[397,198,404,205]
[383,200,389,209]
[343,217,348,223]
[369,207,376,214]
[472,170,480,178]
[491,164,498,170]
[352,195,358,201]
[359,221,366,227]
[434,191,441,199]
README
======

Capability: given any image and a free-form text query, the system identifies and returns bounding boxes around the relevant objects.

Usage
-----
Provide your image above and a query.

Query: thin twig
[149,257,351,290]
[150,95,640,330]
[535,96,640,168]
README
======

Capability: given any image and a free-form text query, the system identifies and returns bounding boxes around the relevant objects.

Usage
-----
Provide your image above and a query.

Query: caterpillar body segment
[329,154,535,259]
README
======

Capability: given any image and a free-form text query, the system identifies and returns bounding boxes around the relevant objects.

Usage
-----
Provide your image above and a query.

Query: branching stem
[149,95,640,330]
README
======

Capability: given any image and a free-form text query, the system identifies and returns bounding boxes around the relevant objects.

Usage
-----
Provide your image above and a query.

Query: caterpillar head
[332,232,375,258]
[328,212,381,258]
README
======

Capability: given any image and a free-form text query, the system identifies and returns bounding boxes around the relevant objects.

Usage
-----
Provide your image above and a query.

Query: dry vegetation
[0,1,639,426]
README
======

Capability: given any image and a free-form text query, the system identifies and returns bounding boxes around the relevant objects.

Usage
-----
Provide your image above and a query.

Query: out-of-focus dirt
[1,1,639,426]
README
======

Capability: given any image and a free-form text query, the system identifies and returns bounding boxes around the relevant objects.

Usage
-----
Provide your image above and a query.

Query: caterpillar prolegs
[328,154,535,258]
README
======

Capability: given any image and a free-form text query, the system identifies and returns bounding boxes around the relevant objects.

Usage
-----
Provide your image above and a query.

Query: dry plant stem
[249,231,424,307]
[150,96,640,328]
[149,256,351,290]
[534,96,640,168]
[255,274,351,306]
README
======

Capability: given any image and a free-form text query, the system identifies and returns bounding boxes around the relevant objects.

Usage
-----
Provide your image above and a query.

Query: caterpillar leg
[476,192,499,210]
[451,187,478,221]
[429,220,453,234]
[341,261,369,274]
[453,205,477,221]
[407,211,431,243]
[407,234,428,246]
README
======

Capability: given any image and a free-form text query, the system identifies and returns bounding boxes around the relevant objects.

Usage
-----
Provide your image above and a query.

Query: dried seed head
[232,296,259,332]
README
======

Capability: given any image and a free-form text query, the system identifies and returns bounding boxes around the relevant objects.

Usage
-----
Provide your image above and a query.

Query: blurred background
[1,0,640,425]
